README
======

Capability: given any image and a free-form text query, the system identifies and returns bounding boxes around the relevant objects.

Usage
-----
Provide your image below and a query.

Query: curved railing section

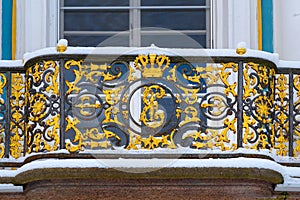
[0,46,300,166]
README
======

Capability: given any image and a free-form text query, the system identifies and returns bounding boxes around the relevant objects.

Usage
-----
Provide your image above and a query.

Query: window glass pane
[64,0,129,7]
[62,0,209,48]
[64,10,129,31]
[187,34,207,48]
[141,10,206,30]
[141,0,206,6]
[141,34,206,48]
[65,35,129,47]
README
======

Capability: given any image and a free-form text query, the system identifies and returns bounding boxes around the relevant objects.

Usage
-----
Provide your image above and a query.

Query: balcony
[0,44,300,197]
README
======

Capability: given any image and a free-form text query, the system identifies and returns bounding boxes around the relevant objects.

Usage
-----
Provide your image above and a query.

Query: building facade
[0,0,300,199]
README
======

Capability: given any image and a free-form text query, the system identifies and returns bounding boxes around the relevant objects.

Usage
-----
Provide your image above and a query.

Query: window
[59,0,211,48]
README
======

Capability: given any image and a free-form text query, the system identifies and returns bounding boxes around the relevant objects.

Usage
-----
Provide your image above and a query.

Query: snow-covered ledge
[0,60,23,68]
[2,157,300,193]
[23,45,281,65]
[2,44,299,69]
[0,158,284,185]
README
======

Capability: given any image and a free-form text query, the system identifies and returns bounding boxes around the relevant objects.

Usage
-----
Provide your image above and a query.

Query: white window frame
[59,0,212,48]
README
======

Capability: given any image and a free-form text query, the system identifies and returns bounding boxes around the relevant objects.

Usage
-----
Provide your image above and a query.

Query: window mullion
[206,0,211,48]
[130,0,141,47]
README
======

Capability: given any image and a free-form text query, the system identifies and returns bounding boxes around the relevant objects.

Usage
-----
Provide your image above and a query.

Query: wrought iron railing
[0,47,300,166]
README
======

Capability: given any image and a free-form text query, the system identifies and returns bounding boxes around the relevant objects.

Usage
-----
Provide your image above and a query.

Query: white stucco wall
[16,0,58,59]
[0,0,2,59]
[212,0,258,49]
[274,0,300,61]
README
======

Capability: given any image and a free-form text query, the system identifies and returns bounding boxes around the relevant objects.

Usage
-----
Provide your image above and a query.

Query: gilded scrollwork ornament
[293,75,300,157]
[26,60,60,153]
[274,74,289,156]
[62,54,244,152]
[140,85,166,128]
[0,132,4,158]
[126,130,176,150]
[243,62,275,150]
[0,73,6,158]
[10,73,26,158]
[64,59,124,151]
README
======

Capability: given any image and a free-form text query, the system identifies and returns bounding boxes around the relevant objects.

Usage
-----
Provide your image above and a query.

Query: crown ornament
[134,54,170,78]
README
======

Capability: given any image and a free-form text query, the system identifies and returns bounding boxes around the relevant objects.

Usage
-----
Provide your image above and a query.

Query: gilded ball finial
[236,42,247,55]
[57,39,68,53]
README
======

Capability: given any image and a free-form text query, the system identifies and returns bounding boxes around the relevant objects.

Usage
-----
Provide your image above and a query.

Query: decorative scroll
[64,60,123,152]
[273,74,289,156]
[64,54,238,151]
[243,62,275,150]
[0,73,6,158]
[181,62,238,151]
[9,73,26,158]
[293,75,300,157]
[26,61,60,153]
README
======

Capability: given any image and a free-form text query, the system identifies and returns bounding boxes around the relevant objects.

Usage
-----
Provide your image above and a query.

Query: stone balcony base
[0,163,286,200]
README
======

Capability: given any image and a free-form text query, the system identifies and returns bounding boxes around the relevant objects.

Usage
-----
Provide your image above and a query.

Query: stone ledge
[0,166,283,185]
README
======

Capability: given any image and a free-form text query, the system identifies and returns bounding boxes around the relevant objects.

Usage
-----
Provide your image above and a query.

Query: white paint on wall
[274,0,300,61]
[213,0,258,49]
[25,0,47,52]
[46,0,58,47]
[16,0,25,59]
[0,0,2,59]
[16,0,58,59]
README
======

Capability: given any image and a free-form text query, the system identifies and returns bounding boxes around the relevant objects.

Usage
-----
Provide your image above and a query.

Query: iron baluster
[4,71,10,158]
[289,71,294,157]
[59,59,66,150]
[237,61,244,148]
